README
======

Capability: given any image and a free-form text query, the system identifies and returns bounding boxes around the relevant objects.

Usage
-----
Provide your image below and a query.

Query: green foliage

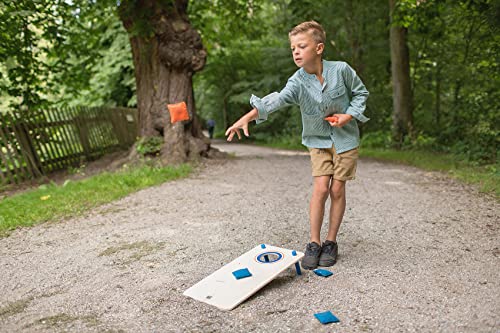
[390,0,422,28]
[0,1,135,112]
[53,10,135,108]
[361,131,438,151]
[135,136,164,156]
[406,0,500,164]
[361,131,392,149]
[189,0,267,53]
[0,1,59,109]
[0,163,192,236]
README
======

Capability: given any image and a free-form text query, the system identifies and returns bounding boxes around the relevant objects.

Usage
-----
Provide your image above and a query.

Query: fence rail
[0,107,138,186]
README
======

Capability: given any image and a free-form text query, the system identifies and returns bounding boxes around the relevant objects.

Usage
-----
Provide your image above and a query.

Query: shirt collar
[299,59,330,82]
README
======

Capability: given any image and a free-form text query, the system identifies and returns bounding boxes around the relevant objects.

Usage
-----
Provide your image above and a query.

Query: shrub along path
[0,141,498,332]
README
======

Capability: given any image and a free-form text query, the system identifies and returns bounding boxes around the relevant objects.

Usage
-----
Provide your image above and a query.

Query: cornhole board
[183,244,304,311]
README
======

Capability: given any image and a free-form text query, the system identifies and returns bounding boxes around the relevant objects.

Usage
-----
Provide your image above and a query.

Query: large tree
[118,0,209,164]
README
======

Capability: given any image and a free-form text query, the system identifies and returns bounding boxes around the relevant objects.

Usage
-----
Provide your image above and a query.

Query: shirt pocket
[325,85,349,112]
[302,113,332,137]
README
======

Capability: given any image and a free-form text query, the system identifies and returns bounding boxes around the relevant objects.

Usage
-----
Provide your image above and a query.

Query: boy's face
[290,32,323,69]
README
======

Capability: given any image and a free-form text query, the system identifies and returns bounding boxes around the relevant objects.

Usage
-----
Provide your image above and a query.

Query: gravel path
[1,142,498,332]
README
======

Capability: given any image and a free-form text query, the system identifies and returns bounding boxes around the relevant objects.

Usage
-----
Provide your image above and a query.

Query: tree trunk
[452,15,476,124]
[435,64,441,128]
[118,0,209,164]
[389,0,414,148]
[222,95,228,132]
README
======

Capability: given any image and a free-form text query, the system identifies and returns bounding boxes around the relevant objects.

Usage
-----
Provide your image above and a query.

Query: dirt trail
[1,142,498,332]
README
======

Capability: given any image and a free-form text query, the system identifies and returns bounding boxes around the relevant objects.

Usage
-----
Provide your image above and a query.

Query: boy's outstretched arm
[226,77,299,141]
[225,108,258,141]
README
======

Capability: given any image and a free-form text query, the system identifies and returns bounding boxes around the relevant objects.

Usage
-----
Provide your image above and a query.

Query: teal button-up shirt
[250,60,369,153]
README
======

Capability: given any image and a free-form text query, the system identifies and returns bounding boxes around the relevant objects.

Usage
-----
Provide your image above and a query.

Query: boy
[225,21,369,269]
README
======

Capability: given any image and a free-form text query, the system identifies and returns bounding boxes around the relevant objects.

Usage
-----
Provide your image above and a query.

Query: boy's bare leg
[310,175,331,244]
[326,179,346,242]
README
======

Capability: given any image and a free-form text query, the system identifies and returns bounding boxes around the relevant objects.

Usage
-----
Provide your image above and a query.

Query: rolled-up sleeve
[250,77,299,124]
[342,63,370,123]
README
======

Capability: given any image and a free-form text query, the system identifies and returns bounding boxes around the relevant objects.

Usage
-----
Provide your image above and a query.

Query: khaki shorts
[309,146,359,180]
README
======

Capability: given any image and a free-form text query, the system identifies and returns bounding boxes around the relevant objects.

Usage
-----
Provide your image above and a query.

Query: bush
[411,133,438,150]
[136,136,164,156]
[361,131,391,148]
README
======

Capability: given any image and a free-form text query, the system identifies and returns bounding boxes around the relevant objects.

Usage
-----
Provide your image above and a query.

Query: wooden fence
[0,107,138,186]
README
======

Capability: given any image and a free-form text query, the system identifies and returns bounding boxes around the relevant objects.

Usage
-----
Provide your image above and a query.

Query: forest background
[0,0,498,166]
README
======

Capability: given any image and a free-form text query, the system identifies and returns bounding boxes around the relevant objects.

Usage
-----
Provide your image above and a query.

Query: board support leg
[292,250,302,275]
[294,262,302,275]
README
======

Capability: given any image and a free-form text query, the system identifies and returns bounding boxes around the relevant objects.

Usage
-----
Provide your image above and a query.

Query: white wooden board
[183,244,304,311]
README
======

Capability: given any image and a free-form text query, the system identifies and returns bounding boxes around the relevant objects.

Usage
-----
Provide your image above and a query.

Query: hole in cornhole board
[255,251,284,264]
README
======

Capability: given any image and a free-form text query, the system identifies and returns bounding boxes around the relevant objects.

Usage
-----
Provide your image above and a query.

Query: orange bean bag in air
[167,101,189,124]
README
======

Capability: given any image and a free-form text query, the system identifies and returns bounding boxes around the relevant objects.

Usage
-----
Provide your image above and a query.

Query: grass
[0,296,34,318]
[0,290,62,319]
[360,147,499,197]
[0,163,192,236]
[98,240,165,265]
[28,313,100,329]
[253,138,499,197]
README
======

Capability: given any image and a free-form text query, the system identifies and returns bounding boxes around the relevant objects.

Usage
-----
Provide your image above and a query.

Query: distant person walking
[207,119,216,139]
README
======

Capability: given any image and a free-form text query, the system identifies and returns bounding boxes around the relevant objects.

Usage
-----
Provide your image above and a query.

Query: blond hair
[289,21,326,44]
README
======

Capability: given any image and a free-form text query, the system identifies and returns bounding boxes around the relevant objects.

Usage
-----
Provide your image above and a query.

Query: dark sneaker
[318,240,338,267]
[301,242,322,270]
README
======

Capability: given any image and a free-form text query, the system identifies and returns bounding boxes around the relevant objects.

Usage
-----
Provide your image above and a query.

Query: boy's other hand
[225,108,258,141]
[225,121,250,141]
[328,114,353,127]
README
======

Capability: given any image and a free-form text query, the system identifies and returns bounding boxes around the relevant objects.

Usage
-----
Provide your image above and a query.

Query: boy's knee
[330,183,345,200]
[313,184,330,199]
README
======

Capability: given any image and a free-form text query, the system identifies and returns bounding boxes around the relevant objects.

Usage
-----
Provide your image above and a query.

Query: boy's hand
[225,120,250,141]
[225,108,259,141]
[327,114,353,127]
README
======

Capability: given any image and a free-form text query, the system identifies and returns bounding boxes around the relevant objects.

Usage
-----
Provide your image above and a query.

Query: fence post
[0,113,16,185]
[124,108,139,145]
[106,108,124,148]
[74,107,92,160]
[12,114,44,179]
